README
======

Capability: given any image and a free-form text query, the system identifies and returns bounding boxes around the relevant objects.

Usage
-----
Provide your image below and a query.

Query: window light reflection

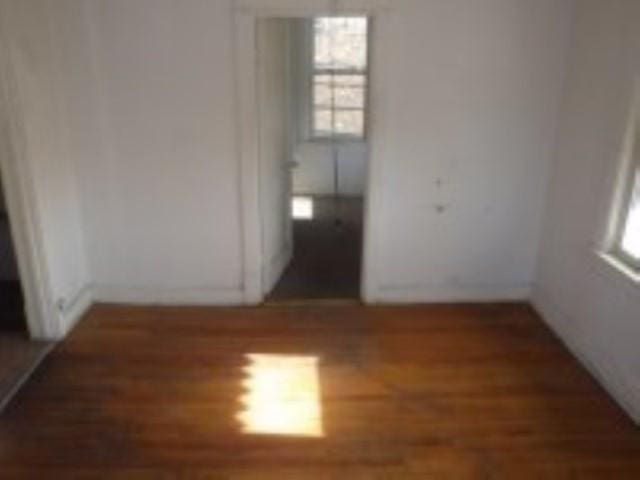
[621,171,640,259]
[237,354,324,437]
[292,196,314,220]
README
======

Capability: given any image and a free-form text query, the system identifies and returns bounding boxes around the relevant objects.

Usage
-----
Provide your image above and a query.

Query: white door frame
[234,0,391,303]
[0,28,58,340]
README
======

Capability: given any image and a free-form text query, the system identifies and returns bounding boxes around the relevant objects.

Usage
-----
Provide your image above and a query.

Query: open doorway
[256,16,370,302]
[0,172,26,333]
[0,165,49,410]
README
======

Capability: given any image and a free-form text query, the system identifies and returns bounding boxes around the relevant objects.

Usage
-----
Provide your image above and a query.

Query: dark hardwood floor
[0,334,50,412]
[268,196,362,301]
[1,303,639,478]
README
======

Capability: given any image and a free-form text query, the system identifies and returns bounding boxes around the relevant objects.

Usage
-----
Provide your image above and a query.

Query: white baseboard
[533,285,640,425]
[369,283,531,304]
[43,283,250,340]
[59,284,93,337]
[92,284,245,306]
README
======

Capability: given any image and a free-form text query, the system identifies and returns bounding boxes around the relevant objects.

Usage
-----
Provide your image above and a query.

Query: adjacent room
[0,171,49,410]
[0,0,639,477]
[258,16,369,302]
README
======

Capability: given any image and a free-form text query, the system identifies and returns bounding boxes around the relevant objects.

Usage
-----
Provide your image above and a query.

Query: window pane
[333,86,365,109]
[621,167,640,259]
[314,17,368,71]
[314,109,333,136]
[313,22,333,69]
[314,83,364,109]
[313,82,332,108]
[313,74,366,108]
[334,109,364,136]
[314,74,333,85]
[311,18,367,139]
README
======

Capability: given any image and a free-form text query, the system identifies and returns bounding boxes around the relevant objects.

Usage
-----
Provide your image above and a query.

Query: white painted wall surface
[365,0,573,301]
[1,0,92,335]
[80,0,572,304]
[533,0,640,423]
[257,19,293,294]
[0,0,574,311]
[84,0,243,303]
[293,142,367,196]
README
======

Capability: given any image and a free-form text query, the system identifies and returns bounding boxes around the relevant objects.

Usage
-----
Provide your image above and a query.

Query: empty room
[0,0,639,478]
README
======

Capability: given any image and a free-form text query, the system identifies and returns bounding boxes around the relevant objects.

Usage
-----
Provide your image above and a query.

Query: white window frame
[608,94,640,273]
[612,153,640,271]
[307,17,370,142]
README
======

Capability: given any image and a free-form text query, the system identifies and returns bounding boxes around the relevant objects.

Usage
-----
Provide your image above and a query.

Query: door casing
[234,0,391,303]
[0,25,61,339]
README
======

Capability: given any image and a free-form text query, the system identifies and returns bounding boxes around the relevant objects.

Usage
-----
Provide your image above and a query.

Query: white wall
[0,0,574,313]
[365,0,573,302]
[84,0,243,304]
[534,0,640,423]
[0,0,92,336]
[77,0,572,305]
[257,18,293,293]
[293,142,368,196]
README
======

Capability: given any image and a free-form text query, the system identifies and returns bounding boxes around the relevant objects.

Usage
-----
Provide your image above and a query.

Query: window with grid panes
[311,17,368,139]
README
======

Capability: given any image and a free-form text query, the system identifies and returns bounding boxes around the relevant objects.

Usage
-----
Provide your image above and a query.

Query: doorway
[0,165,49,410]
[255,16,370,302]
[0,173,26,333]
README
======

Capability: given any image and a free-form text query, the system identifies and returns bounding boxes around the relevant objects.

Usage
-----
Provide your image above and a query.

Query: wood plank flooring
[1,303,639,478]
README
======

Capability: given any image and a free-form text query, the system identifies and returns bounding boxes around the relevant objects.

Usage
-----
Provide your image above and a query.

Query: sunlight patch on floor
[292,196,314,220]
[237,354,323,437]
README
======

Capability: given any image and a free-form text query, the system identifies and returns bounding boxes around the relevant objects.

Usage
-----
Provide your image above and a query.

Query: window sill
[593,251,640,296]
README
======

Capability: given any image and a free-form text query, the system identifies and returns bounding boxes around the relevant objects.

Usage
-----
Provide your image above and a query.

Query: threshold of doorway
[263,298,362,307]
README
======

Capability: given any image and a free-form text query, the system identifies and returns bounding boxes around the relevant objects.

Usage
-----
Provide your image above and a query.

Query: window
[310,17,368,139]
[612,113,640,271]
[616,160,640,267]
